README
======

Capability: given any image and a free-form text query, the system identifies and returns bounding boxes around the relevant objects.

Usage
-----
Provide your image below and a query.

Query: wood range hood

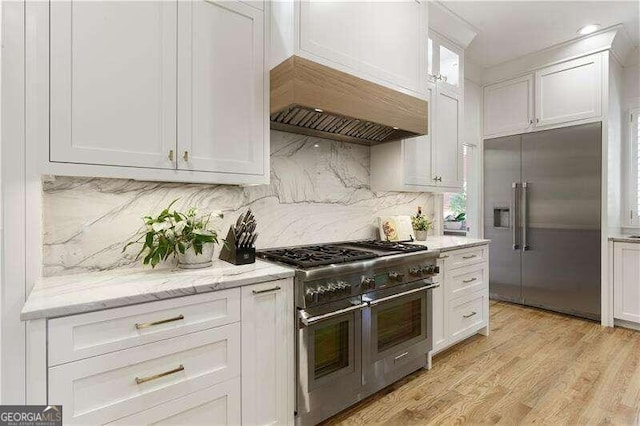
[270,56,428,145]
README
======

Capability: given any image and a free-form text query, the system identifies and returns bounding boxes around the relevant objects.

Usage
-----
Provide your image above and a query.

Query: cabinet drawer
[49,324,240,425]
[449,264,487,299]
[107,378,241,425]
[449,290,487,340]
[49,288,240,366]
[443,245,488,270]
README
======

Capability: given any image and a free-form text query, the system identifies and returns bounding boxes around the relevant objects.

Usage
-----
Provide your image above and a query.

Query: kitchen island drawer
[443,245,488,270]
[106,378,241,425]
[49,288,240,366]
[48,324,240,425]
[449,290,488,340]
[448,264,488,299]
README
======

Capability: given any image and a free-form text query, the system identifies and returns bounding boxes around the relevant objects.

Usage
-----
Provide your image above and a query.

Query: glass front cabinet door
[428,31,463,93]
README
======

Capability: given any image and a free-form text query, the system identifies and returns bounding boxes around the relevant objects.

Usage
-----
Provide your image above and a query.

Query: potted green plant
[411,207,433,241]
[123,200,224,269]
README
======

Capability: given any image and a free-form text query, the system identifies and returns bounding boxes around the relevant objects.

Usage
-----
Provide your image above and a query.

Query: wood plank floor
[323,301,640,425]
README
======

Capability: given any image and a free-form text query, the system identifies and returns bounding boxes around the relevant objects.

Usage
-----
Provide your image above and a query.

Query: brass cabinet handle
[135,364,184,385]
[135,314,184,330]
[168,150,174,161]
[183,151,189,162]
[462,277,477,283]
[440,254,450,259]
[253,286,282,295]
[463,311,477,319]
[462,254,477,259]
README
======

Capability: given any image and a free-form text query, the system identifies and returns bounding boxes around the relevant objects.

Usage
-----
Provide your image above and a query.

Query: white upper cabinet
[43,0,270,185]
[535,54,602,127]
[275,0,428,98]
[50,1,177,169]
[483,74,534,137]
[178,0,265,176]
[433,86,463,188]
[483,52,604,138]
[428,32,463,94]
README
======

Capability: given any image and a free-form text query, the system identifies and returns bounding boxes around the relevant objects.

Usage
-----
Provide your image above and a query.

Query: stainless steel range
[258,240,440,426]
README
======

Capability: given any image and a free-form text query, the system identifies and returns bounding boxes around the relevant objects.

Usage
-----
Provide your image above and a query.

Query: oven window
[314,321,349,379]
[377,299,422,353]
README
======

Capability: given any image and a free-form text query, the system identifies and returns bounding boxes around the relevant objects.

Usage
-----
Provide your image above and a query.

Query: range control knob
[305,288,318,303]
[361,276,375,290]
[316,285,330,301]
[336,280,351,295]
[409,267,422,276]
[389,272,404,282]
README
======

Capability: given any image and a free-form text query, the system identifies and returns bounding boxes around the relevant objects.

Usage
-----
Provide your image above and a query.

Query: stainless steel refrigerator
[484,122,601,320]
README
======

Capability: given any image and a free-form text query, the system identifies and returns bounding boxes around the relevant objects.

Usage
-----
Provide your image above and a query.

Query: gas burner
[257,244,377,268]
[345,239,429,253]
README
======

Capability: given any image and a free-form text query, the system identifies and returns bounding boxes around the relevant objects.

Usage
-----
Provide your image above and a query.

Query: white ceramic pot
[415,230,428,241]
[444,221,463,230]
[177,244,214,269]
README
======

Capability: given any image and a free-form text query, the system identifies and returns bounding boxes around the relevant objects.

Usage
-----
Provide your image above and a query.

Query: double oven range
[258,240,440,425]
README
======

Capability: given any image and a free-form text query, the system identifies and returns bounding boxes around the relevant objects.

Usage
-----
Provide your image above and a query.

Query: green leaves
[122,199,222,268]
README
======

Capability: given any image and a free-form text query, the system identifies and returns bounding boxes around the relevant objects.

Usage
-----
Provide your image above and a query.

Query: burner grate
[345,240,429,252]
[257,245,377,268]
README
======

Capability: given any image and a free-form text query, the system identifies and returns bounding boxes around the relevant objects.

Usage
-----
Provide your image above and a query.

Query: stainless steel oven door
[362,281,437,391]
[296,299,365,426]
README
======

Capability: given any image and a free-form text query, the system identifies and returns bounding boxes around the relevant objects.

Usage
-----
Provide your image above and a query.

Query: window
[444,146,469,233]
[627,108,640,227]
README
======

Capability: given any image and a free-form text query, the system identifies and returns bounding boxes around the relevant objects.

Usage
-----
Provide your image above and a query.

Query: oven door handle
[367,283,439,307]
[298,303,368,327]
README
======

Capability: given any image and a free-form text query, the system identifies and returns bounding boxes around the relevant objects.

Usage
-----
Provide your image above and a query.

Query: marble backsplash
[43,130,440,276]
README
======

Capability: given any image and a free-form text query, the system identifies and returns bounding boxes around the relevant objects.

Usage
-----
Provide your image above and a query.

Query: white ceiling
[439,1,640,68]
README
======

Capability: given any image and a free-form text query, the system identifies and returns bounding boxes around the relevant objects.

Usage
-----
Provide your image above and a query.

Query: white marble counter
[21,260,295,321]
[609,233,640,244]
[413,235,490,252]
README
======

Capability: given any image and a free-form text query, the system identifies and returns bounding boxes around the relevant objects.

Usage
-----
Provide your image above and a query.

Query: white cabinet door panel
[50,1,176,169]
[241,280,294,426]
[614,243,640,324]
[178,0,265,175]
[535,54,602,127]
[483,75,534,137]
[433,87,462,188]
[431,258,447,352]
[107,378,241,426]
[403,86,433,186]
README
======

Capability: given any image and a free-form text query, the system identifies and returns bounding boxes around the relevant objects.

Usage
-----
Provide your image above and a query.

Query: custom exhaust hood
[270,56,428,145]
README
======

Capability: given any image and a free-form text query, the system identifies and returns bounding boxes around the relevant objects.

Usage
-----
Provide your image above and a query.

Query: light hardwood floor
[324,301,640,425]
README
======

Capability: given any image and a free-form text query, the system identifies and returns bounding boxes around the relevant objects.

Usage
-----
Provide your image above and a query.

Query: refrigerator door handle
[511,182,520,250]
[522,182,530,251]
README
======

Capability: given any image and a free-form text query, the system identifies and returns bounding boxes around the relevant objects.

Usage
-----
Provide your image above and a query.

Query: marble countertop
[22,236,490,321]
[412,235,491,252]
[609,233,640,243]
[21,259,295,321]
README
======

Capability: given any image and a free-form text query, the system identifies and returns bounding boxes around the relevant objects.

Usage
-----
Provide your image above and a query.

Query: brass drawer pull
[463,278,478,284]
[135,314,184,330]
[135,364,184,385]
[252,286,282,295]
[462,254,478,259]
[463,311,477,319]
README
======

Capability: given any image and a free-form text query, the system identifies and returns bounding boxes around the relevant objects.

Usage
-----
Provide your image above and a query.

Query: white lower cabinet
[107,378,241,426]
[241,282,294,426]
[42,279,293,425]
[613,242,640,324]
[431,244,490,355]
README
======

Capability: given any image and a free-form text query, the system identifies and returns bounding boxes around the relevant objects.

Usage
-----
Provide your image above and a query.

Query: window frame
[624,107,640,228]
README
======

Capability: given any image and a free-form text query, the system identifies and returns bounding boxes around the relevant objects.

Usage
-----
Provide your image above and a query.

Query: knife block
[219,226,256,265]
